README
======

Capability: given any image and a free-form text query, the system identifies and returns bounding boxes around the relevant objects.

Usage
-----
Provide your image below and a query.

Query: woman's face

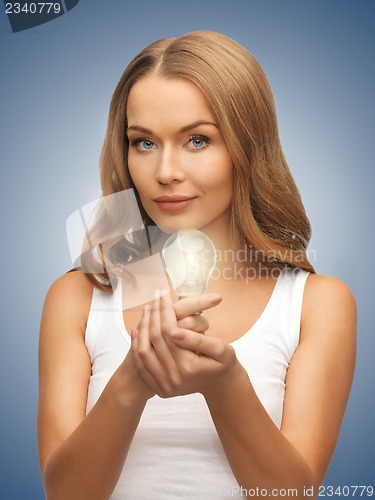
[126,75,233,238]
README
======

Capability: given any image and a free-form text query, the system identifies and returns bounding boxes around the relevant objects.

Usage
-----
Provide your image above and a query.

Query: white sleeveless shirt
[85,267,309,499]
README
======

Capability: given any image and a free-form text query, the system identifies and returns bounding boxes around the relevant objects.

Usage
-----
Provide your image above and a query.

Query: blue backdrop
[1,1,374,498]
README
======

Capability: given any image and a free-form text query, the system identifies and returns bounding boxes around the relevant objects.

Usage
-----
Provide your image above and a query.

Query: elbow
[295,466,319,499]
[238,467,317,499]
[41,457,67,500]
[41,459,56,500]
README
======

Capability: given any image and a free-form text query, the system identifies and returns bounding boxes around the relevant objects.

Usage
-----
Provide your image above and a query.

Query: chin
[148,216,203,234]
[157,225,199,236]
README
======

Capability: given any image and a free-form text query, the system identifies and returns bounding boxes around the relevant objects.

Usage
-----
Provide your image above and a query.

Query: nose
[155,147,185,185]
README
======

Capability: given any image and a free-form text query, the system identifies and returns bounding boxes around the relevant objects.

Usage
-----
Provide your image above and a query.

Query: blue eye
[140,139,155,150]
[188,135,209,150]
[192,138,204,148]
[130,138,156,150]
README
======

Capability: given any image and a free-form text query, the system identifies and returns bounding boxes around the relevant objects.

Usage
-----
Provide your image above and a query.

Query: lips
[153,195,197,212]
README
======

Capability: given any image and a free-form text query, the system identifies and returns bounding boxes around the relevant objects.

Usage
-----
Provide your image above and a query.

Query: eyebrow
[126,120,218,135]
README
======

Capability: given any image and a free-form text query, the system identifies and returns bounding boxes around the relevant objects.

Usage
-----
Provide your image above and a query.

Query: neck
[198,217,258,280]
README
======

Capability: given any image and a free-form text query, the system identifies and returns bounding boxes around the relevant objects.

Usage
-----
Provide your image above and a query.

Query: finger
[159,290,184,350]
[137,304,151,355]
[169,329,234,363]
[131,328,161,394]
[130,327,138,350]
[148,291,179,378]
[149,289,161,338]
[177,315,209,333]
[136,304,174,390]
[174,294,222,319]
[159,290,178,331]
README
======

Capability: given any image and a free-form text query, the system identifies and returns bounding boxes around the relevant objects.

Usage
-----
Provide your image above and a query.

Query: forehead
[126,75,216,127]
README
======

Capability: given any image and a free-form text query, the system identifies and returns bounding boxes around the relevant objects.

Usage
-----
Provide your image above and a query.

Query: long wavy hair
[81,30,315,290]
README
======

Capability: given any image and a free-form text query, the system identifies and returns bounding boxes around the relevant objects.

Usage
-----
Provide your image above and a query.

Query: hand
[131,290,238,398]
[118,291,221,403]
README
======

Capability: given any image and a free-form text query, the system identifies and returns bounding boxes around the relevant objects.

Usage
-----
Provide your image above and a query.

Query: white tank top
[85,267,309,499]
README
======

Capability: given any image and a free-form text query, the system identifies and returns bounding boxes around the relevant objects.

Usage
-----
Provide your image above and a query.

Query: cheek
[205,149,233,183]
[203,163,233,196]
[128,163,143,193]
[132,179,148,201]
[127,151,141,185]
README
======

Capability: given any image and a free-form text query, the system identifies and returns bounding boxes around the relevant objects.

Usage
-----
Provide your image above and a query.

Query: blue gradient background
[1,1,374,498]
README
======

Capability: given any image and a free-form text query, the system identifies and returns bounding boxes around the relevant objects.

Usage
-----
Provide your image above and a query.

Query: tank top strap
[272,266,310,352]
[85,284,122,354]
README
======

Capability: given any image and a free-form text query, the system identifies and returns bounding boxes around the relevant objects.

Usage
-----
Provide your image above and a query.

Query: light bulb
[162,230,216,298]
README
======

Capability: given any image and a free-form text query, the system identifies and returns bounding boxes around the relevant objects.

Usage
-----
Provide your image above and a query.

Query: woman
[38,31,356,499]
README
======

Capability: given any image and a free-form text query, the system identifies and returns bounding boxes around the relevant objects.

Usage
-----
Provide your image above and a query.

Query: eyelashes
[128,135,210,152]
[129,138,156,150]
[188,135,210,150]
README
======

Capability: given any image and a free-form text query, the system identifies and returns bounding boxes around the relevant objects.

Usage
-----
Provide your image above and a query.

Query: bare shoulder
[301,273,357,342]
[46,270,94,303]
[304,273,356,303]
[302,274,357,323]
[42,270,94,339]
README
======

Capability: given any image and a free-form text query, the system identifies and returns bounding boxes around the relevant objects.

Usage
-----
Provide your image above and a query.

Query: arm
[202,275,356,495]
[38,274,217,500]
[38,272,151,500]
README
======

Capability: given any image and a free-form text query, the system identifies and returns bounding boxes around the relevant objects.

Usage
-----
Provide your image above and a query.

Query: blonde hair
[83,30,315,290]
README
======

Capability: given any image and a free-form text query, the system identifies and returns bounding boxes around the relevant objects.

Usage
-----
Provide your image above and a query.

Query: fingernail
[160,288,169,297]
[153,289,160,300]
[209,294,222,305]
[171,331,185,341]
